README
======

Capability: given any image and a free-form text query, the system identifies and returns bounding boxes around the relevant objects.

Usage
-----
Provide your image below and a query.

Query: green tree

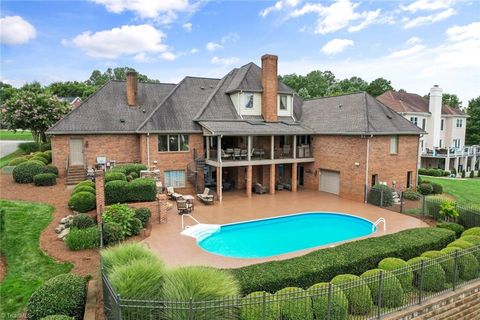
[442,93,462,109]
[21,81,43,93]
[298,87,311,99]
[0,82,17,104]
[0,91,70,143]
[85,67,159,87]
[280,70,336,98]
[366,78,393,97]
[327,76,368,96]
[47,81,96,100]
[466,96,480,145]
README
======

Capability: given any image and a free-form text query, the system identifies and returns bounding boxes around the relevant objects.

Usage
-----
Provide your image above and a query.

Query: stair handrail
[373,218,386,232]
[181,214,201,230]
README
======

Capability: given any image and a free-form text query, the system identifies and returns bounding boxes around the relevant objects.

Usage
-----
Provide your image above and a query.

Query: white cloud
[388,37,426,58]
[206,42,223,51]
[90,0,198,23]
[446,22,480,42]
[321,38,354,55]
[406,36,422,46]
[133,52,150,63]
[291,0,382,34]
[403,8,456,28]
[260,0,301,17]
[190,48,199,54]
[221,32,239,44]
[211,56,239,65]
[183,22,192,32]
[401,0,457,13]
[160,51,177,61]
[71,24,167,59]
[0,16,37,45]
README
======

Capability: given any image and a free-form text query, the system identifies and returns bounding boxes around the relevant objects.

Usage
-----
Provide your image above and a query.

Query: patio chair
[221,149,232,161]
[176,199,192,215]
[197,188,214,204]
[240,149,248,160]
[167,186,182,200]
[281,145,291,158]
[254,182,267,194]
[233,148,241,160]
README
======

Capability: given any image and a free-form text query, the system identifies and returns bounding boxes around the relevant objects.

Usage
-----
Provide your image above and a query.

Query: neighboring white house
[378,86,479,174]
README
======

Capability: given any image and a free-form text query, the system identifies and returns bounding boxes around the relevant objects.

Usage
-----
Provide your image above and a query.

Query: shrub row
[418,168,449,177]
[230,228,455,294]
[437,222,464,238]
[105,178,156,204]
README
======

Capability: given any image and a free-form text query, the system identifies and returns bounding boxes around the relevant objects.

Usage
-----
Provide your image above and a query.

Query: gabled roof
[47,81,176,134]
[377,90,466,116]
[302,92,424,135]
[225,62,295,94]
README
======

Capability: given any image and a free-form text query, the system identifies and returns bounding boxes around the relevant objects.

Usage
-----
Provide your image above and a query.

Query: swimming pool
[198,212,376,258]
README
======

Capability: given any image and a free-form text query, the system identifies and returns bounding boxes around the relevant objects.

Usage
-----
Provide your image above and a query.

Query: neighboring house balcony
[421,146,480,158]
[205,135,314,168]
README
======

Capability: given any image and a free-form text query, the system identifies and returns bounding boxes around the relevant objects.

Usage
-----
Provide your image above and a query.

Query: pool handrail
[373,218,386,232]
[181,214,201,230]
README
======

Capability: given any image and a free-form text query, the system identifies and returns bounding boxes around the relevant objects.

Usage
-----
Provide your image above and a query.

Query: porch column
[271,136,274,160]
[246,165,252,198]
[473,153,477,173]
[291,162,298,192]
[445,155,450,172]
[216,166,222,202]
[293,135,297,159]
[464,156,468,172]
[454,157,459,174]
[217,136,221,163]
[269,164,275,195]
[247,136,252,161]
[206,137,210,160]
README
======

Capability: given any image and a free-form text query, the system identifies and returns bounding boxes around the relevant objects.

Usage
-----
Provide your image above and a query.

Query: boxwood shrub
[74,180,95,190]
[41,144,52,151]
[417,183,433,195]
[71,186,96,196]
[462,227,480,237]
[31,156,49,165]
[275,287,313,320]
[240,291,279,320]
[18,141,39,153]
[307,283,348,320]
[378,258,413,292]
[105,171,127,183]
[26,273,87,320]
[33,173,57,186]
[71,214,96,229]
[437,222,464,238]
[7,156,28,166]
[68,192,96,213]
[460,235,480,246]
[105,180,129,204]
[134,207,151,227]
[13,161,46,183]
[367,184,393,207]
[231,228,455,294]
[360,269,403,308]
[420,251,456,282]
[441,247,479,280]
[331,275,372,316]
[127,178,156,202]
[403,189,421,201]
[431,183,443,195]
[102,222,125,246]
[42,165,59,176]
[407,257,446,292]
[114,163,147,176]
[129,217,143,236]
[65,227,100,251]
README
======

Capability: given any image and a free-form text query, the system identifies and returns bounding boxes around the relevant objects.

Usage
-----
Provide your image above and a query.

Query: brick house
[47,54,423,202]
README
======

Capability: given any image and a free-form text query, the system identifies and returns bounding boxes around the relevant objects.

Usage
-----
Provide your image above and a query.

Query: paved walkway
[0,140,27,157]
[144,189,428,268]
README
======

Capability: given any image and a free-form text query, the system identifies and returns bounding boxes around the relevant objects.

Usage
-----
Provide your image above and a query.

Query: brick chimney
[126,71,138,106]
[261,54,278,122]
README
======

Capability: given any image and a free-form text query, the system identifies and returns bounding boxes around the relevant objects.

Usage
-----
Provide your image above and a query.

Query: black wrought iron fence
[102,245,480,320]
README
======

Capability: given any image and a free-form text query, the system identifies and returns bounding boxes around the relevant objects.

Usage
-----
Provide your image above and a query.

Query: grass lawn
[0,149,25,168]
[420,175,480,207]
[0,129,33,141]
[0,200,73,317]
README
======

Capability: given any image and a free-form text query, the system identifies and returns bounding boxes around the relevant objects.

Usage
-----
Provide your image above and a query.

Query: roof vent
[210,85,214,88]
[386,115,392,119]
[142,109,146,113]
[200,86,205,90]
[338,104,343,108]
[120,119,126,123]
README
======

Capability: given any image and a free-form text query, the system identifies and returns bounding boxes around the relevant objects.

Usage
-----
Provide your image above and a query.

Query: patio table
[183,195,195,211]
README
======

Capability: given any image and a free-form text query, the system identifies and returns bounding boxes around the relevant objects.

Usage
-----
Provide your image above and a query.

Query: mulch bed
[0,254,6,282]
[0,174,99,276]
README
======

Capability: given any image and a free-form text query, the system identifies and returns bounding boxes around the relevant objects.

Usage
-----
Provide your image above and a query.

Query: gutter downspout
[147,133,151,168]
[365,135,372,203]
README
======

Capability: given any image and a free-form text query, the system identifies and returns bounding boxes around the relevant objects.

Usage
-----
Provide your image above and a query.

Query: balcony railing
[421,145,480,157]
[208,145,312,163]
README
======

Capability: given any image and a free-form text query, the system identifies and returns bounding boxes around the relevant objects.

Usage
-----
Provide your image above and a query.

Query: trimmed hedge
[7,156,28,166]
[431,183,443,195]
[463,227,480,237]
[231,228,455,294]
[367,184,393,207]
[403,189,421,201]
[407,257,446,292]
[114,163,147,176]
[460,235,480,246]
[129,217,143,236]
[71,214,96,229]
[31,156,49,165]
[74,180,95,190]
[42,165,59,176]
[275,287,313,320]
[240,291,278,320]
[65,227,100,250]
[437,222,464,238]
[417,183,433,195]
[307,283,348,320]
[134,208,151,227]
[68,192,96,213]
[331,275,372,316]
[105,178,156,204]
[19,141,39,153]
[421,251,456,282]
[418,168,449,177]
[33,173,57,186]
[26,274,87,320]
[105,180,129,204]
[360,269,403,308]
[105,171,127,183]
[13,161,46,183]
[102,222,125,246]
[441,247,479,280]
[378,258,413,292]
[71,186,96,196]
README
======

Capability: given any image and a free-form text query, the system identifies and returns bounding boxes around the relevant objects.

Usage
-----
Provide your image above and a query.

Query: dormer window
[245,92,254,109]
[280,94,288,110]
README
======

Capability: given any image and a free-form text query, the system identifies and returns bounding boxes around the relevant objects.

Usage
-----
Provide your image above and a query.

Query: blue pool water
[198,212,375,258]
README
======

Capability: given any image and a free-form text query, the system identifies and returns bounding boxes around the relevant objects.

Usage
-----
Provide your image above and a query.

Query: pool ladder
[181,214,200,230]
[373,218,386,232]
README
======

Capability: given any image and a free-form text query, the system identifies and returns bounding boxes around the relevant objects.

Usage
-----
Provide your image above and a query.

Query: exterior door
[69,138,84,165]
[319,170,340,195]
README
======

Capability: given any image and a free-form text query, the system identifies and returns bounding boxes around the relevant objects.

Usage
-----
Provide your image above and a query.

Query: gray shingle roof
[302,92,425,135]
[199,120,313,136]
[137,77,220,132]
[47,81,176,134]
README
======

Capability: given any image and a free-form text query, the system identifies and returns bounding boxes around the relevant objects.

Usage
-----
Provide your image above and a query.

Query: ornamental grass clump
[307,283,348,320]
[162,266,240,320]
[360,269,404,308]
[330,274,372,316]
[275,287,313,320]
[240,292,279,320]
[378,258,413,292]
[101,243,157,274]
[406,257,446,292]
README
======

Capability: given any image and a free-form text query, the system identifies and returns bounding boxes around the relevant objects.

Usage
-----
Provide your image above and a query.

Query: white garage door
[319,170,340,195]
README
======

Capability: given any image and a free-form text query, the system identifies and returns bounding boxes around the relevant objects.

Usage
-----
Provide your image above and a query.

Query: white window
[441,119,444,131]
[158,134,189,152]
[456,119,463,128]
[164,170,185,188]
[422,118,426,130]
[439,139,442,148]
[390,135,398,154]
[453,139,461,148]
[244,92,254,109]
[410,117,418,125]
[279,94,288,110]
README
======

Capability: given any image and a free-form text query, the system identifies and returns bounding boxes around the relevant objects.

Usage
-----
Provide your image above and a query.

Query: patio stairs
[66,166,86,185]
[186,149,206,193]
[181,223,221,241]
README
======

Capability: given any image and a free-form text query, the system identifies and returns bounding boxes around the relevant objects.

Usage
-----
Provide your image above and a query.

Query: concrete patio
[143,189,428,268]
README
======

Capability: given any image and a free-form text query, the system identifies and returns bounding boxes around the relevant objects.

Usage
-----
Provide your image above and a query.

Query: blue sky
[1,0,479,104]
